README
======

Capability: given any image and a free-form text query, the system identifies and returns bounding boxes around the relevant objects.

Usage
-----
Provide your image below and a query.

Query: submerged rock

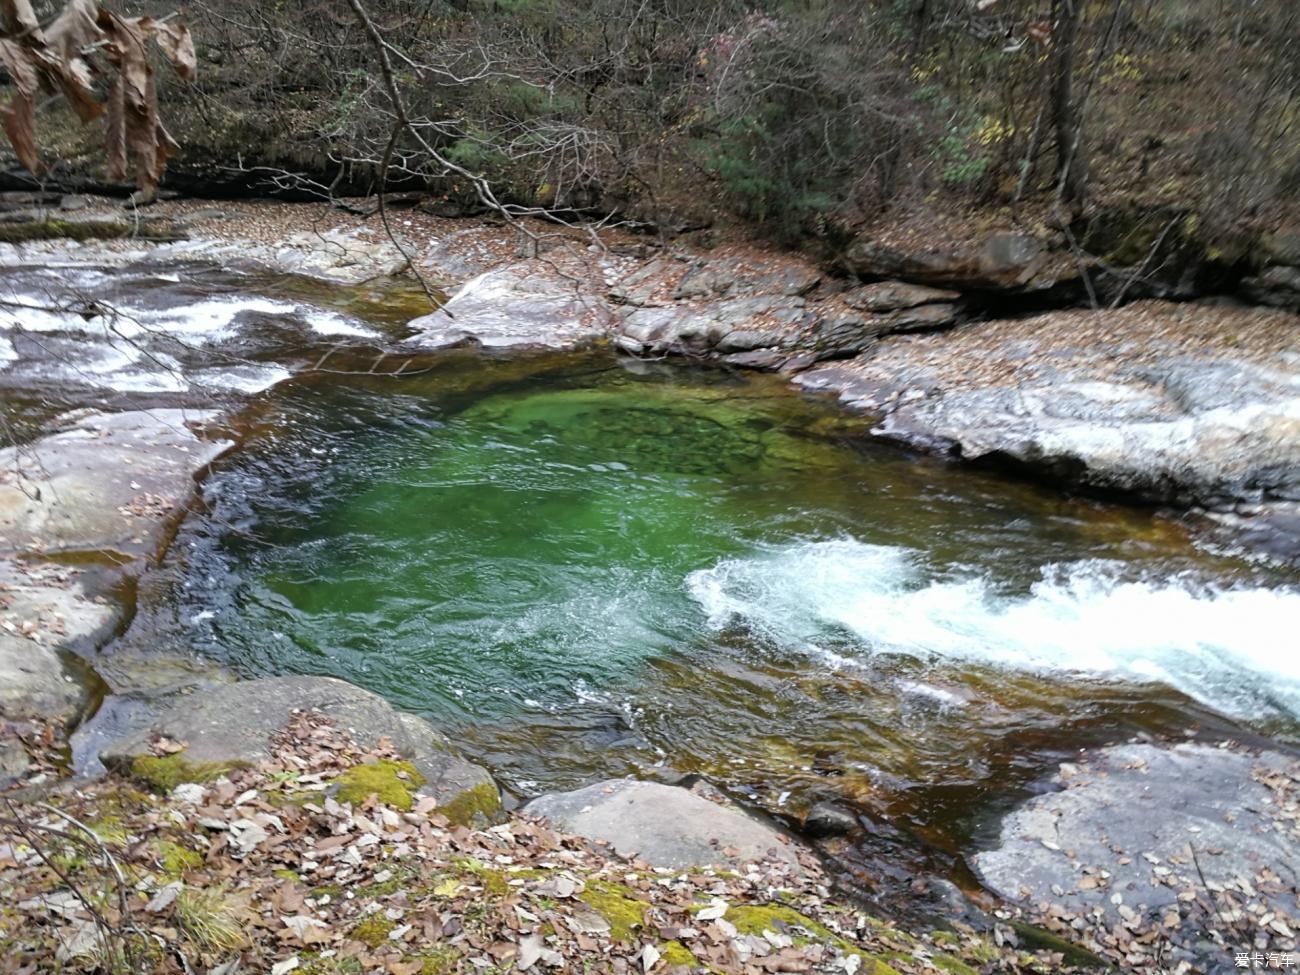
[974,742,1300,964]
[97,675,501,826]
[526,778,807,872]
[802,801,860,838]
[0,410,231,557]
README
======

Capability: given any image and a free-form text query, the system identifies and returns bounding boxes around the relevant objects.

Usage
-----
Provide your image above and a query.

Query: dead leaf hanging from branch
[0,0,195,194]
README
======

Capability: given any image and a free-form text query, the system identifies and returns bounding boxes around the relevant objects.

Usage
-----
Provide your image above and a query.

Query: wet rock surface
[0,560,115,724]
[974,742,1300,967]
[527,778,806,873]
[97,675,500,821]
[407,263,616,350]
[0,409,231,557]
[797,302,1300,518]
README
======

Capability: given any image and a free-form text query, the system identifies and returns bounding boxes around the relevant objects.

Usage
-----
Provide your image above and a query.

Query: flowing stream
[7,259,1296,906]
[159,349,1300,899]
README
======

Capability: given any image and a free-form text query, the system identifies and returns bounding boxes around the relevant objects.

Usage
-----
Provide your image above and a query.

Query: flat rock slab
[796,303,1300,507]
[0,410,231,557]
[98,675,499,822]
[974,743,1300,938]
[0,559,117,723]
[407,264,613,350]
[527,779,805,873]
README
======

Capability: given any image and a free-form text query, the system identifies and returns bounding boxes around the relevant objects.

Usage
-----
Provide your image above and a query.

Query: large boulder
[266,227,412,285]
[98,675,501,826]
[842,281,961,312]
[406,264,614,351]
[844,232,1075,294]
[974,743,1300,967]
[0,560,115,724]
[796,303,1300,509]
[526,779,806,873]
[1240,264,1300,312]
[0,410,231,558]
[617,296,809,356]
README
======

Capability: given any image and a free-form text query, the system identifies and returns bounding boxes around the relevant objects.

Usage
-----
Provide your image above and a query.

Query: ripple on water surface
[168,357,1299,845]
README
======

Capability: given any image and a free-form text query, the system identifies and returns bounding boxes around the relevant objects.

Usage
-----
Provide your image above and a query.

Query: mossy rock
[660,940,698,968]
[579,880,651,942]
[1008,922,1112,969]
[0,219,182,244]
[437,781,502,828]
[933,954,981,975]
[128,751,235,792]
[720,904,902,975]
[335,759,425,811]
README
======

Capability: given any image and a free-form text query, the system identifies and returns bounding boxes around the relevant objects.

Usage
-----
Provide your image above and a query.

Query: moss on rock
[129,752,233,792]
[437,781,502,827]
[1008,921,1111,969]
[579,880,650,942]
[660,940,698,968]
[335,759,425,811]
[721,904,902,975]
[933,954,981,975]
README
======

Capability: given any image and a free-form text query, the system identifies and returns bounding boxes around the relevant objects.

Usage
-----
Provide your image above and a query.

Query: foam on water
[123,296,372,341]
[687,538,1300,720]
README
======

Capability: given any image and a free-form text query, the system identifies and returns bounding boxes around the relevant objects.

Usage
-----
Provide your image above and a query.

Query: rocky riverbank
[2,193,1298,972]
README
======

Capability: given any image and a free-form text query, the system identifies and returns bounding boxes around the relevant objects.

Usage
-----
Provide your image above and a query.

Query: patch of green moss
[335,759,425,811]
[930,930,959,946]
[0,219,181,244]
[660,940,698,968]
[300,954,363,975]
[356,865,420,898]
[456,857,510,898]
[933,954,980,975]
[722,904,833,939]
[350,915,396,948]
[154,839,203,877]
[720,905,901,975]
[88,815,129,846]
[311,883,343,901]
[437,781,502,827]
[579,881,650,942]
[1007,922,1111,969]
[273,869,301,883]
[128,752,233,792]
[417,946,461,975]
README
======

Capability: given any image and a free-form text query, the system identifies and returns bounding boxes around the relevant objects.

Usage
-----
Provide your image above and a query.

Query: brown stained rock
[844,281,961,312]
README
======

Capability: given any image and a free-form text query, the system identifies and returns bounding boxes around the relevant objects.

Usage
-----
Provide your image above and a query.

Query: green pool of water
[167,353,1298,888]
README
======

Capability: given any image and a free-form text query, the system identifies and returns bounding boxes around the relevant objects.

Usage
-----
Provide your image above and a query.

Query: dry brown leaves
[0,0,195,193]
[0,710,1079,975]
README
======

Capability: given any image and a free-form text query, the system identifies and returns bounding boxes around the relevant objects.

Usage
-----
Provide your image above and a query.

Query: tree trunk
[1051,0,1089,209]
